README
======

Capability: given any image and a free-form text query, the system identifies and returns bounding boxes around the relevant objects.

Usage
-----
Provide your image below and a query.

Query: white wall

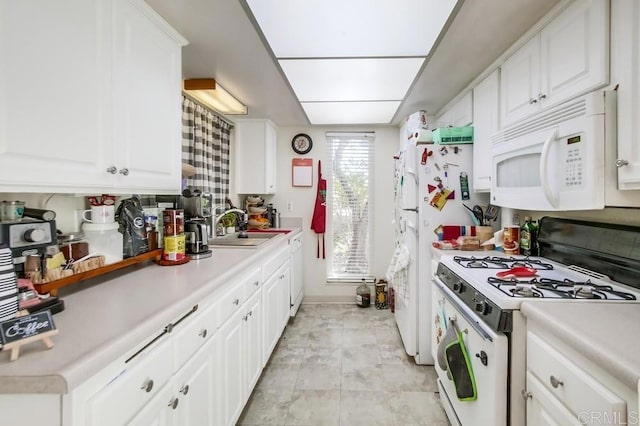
[267,126,398,303]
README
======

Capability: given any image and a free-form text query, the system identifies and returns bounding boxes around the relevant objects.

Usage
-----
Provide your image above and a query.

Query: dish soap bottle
[520,216,538,256]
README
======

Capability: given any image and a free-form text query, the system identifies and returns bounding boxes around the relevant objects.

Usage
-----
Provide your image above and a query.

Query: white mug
[83,205,115,224]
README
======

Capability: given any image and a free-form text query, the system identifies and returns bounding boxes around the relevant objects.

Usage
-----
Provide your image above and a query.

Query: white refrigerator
[391,138,488,365]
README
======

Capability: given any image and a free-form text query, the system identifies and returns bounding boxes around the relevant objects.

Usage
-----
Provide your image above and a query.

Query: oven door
[431,277,508,426]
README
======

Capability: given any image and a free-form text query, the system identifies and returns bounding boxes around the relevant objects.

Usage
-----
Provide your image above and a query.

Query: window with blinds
[326,132,375,281]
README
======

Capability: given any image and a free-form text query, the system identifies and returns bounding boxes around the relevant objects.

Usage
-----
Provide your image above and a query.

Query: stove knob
[452,281,464,293]
[475,300,488,315]
[24,228,46,243]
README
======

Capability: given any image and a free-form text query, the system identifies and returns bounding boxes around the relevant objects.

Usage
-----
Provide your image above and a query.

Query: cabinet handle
[106,166,117,174]
[140,379,154,393]
[521,389,533,400]
[242,314,248,321]
[253,281,259,286]
[199,328,207,338]
[119,168,130,176]
[248,310,253,317]
[616,159,629,168]
[528,98,538,104]
[549,375,563,388]
[233,298,240,306]
[180,384,189,395]
[538,93,547,101]
[168,397,179,410]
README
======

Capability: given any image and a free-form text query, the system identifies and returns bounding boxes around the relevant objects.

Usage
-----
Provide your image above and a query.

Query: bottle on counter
[356,279,371,308]
[520,216,538,256]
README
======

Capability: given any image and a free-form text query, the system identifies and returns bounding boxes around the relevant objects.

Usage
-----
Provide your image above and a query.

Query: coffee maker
[182,191,214,240]
[184,218,212,259]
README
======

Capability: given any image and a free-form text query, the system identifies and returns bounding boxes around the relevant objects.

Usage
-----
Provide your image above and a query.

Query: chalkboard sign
[0,311,56,346]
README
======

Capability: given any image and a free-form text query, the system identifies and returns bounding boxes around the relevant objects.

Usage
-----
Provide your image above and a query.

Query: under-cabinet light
[183,79,248,115]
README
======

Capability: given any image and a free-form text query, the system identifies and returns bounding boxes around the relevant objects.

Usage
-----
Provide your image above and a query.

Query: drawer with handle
[526,331,626,419]
[215,276,248,330]
[86,335,174,425]
[243,267,262,298]
[173,302,218,369]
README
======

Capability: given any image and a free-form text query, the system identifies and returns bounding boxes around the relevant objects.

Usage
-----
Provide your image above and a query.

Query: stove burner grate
[454,255,554,270]
[487,276,637,300]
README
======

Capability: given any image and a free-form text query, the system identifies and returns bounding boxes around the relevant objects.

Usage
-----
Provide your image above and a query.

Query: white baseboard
[302,295,356,304]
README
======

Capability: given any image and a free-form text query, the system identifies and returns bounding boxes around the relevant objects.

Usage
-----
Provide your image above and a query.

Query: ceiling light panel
[301,101,401,125]
[279,58,424,102]
[246,0,458,58]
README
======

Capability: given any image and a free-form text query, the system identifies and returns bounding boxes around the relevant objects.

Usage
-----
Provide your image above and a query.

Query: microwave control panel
[564,135,584,189]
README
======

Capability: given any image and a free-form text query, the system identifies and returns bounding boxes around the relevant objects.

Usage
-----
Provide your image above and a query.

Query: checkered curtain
[181,96,231,207]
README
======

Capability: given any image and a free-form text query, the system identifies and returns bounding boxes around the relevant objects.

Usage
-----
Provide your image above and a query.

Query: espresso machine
[184,218,212,259]
[0,219,57,277]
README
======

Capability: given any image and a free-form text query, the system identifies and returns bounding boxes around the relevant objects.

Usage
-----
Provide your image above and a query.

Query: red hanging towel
[310,160,327,258]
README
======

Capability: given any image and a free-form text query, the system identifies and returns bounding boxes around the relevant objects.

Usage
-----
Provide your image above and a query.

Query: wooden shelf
[34,249,163,296]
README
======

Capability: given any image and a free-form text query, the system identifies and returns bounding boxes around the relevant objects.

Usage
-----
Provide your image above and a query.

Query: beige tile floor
[238,303,450,426]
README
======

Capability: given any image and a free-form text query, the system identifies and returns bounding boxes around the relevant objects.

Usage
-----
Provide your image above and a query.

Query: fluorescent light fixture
[279,58,424,102]
[246,0,458,58]
[183,79,248,115]
[301,101,401,125]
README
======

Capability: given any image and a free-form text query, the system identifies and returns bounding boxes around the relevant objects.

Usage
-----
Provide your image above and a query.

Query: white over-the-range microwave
[490,90,615,211]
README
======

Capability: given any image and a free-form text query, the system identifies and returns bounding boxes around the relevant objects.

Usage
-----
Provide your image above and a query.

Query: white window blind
[326,132,375,281]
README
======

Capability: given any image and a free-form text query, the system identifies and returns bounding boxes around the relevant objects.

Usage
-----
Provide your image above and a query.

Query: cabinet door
[437,92,473,127]
[235,119,278,194]
[279,264,291,330]
[472,70,500,192]
[540,0,609,110]
[526,372,582,426]
[128,381,175,426]
[244,290,263,399]
[216,307,245,426]
[111,0,183,194]
[263,271,282,363]
[0,0,112,191]
[86,336,174,425]
[501,35,541,127]
[172,343,214,426]
[610,0,640,196]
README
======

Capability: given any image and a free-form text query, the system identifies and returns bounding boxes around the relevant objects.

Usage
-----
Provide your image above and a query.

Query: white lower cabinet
[215,289,263,426]
[85,336,175,425]
[525,330,628,425]
[263,260,290,361]
[48,245,291,426]
[526,371,581,426]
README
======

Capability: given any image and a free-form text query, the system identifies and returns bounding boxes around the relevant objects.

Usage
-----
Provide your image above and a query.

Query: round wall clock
[291,133,313,155]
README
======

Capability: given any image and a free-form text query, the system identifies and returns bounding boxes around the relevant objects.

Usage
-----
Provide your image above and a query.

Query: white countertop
[521,302,640,390]
[0,229,299,394]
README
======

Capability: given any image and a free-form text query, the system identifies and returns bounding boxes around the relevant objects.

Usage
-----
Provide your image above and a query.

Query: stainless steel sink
[208,232,278,248]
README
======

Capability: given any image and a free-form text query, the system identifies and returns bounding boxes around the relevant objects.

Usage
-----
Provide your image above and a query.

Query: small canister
[163,209,184,236]
[375,280,388,309]
[163,234,186,261]
[503,226,520,255]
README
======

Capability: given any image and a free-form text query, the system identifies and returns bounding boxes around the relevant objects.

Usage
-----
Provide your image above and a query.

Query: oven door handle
[433,277,494,342]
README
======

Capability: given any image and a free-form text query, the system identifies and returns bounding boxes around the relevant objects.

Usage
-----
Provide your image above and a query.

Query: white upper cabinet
[609,0,640,203]
[436,92,473,128]
[472,69,500,193]
[235,119,278,195]
[0,0,187,194]
[0,0,111,191]
[501,0,609,127]
[111,0,186,193]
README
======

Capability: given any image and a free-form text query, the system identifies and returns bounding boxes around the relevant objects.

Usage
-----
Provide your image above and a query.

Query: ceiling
[146,0,560,127]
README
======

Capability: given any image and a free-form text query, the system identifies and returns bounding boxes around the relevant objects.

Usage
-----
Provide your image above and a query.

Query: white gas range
[431,217,640,426]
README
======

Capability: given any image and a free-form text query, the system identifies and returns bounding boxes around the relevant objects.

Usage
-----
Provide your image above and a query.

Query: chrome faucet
[213,209,247,237]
